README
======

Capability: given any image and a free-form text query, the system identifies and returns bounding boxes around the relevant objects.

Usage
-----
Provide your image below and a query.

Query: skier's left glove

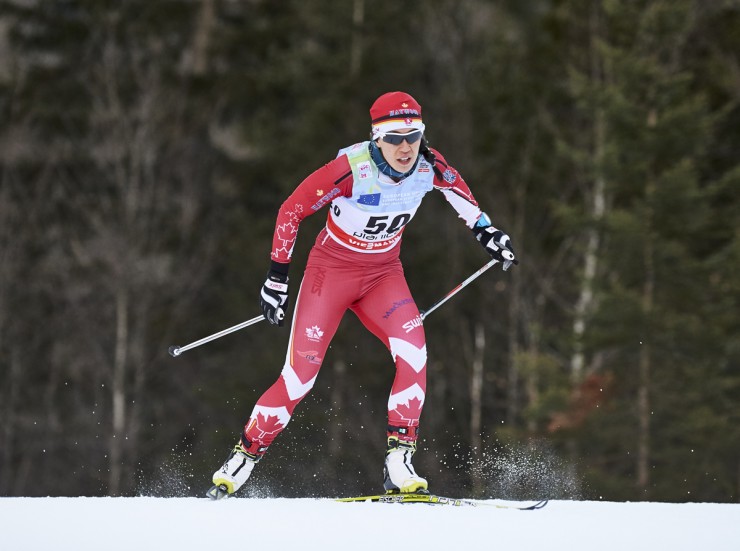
[260,262,289,326]
[473,213,518,271]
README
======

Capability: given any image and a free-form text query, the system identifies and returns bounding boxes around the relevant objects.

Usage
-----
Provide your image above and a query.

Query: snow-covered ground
[1,497,737,550]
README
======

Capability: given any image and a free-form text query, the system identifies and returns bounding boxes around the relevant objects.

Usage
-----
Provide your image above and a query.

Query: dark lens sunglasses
[382,130,423,145]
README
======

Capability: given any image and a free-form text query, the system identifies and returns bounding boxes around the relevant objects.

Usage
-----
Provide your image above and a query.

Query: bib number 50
[364,214,411,235]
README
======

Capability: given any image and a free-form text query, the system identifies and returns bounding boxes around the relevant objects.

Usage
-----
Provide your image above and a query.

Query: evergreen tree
[572,0,736,501]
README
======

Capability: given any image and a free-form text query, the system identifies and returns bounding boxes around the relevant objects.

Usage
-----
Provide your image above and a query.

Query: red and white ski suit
[241,141,483,455]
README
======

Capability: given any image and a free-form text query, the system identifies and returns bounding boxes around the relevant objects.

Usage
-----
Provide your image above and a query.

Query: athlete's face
[376,129,422,173]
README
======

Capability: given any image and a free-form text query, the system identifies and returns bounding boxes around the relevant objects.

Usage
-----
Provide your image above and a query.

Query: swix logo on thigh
[297,350,322,364]
[402,316,423,333]
[311,267,326,295]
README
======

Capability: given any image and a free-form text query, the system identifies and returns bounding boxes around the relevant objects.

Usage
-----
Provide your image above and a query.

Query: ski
[336,493,548,510]
[206,484,548,510]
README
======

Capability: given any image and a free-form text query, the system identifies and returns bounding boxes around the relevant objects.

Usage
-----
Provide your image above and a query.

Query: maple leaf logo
[316,189,324,196]
[254,413,285,439]
[285,204,304,224]
[392,396,423,423]
[276,222,297,248]
[305,325,324,341]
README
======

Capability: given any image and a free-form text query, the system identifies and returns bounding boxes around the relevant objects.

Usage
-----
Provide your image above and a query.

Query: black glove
[260,263,289,326]
[473,213,517,270]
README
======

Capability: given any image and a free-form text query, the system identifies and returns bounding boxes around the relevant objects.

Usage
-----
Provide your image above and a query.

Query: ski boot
[207,441,261,500]
[383,427,428,494]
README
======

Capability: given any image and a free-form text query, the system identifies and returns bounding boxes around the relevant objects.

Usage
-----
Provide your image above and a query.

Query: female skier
[210,91,516,498]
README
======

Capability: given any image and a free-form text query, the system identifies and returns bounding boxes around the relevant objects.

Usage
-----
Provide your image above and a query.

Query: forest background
[1,0,738,502]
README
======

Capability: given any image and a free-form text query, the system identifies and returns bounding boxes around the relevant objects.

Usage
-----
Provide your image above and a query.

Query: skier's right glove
[260,262,289,326]
[472,212,518,271]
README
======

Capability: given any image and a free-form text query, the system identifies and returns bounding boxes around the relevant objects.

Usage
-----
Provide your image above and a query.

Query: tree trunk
[1,347,21,494]
[571,0,607,384]
[109,285,129,496]
[571,124,605,383]
[189,0,214,75]
[525,320,541,433]
[469,322,484,494]
[506,118,534,429]
[506,177,525,428]
[329,359,346,457]
[637,108,658,494]
[350,0,364,76]
[637,234,653,493]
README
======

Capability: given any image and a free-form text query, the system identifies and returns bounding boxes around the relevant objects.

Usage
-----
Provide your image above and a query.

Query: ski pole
[420,258,499,321]
[168,310,284,357]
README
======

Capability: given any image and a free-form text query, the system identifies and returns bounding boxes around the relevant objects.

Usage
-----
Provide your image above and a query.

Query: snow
[1,497,738,550]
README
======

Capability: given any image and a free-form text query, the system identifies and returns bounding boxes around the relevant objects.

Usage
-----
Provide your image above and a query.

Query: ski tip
[168,346,181,357]
[521,499,549,510]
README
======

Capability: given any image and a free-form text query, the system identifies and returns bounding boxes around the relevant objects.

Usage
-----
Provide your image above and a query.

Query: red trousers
[242,230,426,454]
